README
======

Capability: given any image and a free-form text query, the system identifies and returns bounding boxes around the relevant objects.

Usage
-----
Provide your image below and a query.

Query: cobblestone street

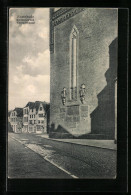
[8,133,72,178]
[8,132,116,178]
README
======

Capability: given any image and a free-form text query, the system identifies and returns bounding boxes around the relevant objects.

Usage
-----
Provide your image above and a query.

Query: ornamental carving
[52,8,71,20]
[50,8,85,53]
[52,8,85,27]
[79,84,86,104]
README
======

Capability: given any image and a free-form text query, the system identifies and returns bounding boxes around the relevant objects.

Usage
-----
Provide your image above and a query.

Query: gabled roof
[34,101,46,112]
[33,101,41,112]
[13,108,23,117]
[24,101,50,113]
[24,102,35,109]
[33,101,50,113]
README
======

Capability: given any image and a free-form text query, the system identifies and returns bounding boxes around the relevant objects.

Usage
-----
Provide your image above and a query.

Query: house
[9,108,23,133]
[23,101,50,134]
[49,8,117,139]
[23,102,34,133]
[35,101,48,133]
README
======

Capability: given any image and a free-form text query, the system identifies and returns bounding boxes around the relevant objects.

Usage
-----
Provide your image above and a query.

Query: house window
[25,109,28,114]
[38,120,40,124]
[24,117,28,122]
[37,126,41,130]
[70,26,79,100]
[39,114,43,117]
[41,120,44,124]
[40,107,42,111]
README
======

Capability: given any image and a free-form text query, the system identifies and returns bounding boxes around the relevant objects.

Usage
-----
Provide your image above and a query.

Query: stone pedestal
[52,104,91,138]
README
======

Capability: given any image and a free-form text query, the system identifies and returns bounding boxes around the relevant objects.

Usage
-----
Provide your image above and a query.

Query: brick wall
[50,8,117,138]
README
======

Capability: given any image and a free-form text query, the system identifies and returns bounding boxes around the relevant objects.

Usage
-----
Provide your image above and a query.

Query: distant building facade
[9,108,23,133]
[23,101,50,134]
[49,8,117,139]
[23,102,31,133]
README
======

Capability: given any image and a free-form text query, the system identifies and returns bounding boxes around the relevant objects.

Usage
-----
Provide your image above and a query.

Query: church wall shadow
[90,38,117,139]
[49,123,76,139]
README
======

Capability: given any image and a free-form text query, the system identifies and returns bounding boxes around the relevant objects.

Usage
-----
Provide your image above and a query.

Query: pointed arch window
[70,26,79,100]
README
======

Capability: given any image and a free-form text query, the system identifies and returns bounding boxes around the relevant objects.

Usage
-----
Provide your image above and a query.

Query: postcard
[8,7,118,179]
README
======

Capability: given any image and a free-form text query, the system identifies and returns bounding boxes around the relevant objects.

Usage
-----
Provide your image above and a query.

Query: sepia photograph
[8,7,118,179]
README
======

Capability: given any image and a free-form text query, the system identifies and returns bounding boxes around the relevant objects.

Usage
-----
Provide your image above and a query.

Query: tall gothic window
[70,26,79,100]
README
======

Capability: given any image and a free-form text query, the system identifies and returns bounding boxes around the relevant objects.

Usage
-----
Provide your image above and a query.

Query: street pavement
[8,133,72,178]
[39,134,116,150]
[8,132,116,179]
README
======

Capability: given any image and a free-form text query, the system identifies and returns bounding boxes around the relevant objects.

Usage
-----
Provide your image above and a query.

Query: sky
[9,8,50,110]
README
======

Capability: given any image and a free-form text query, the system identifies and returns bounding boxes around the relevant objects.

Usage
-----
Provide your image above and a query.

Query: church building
[49,8,117,140]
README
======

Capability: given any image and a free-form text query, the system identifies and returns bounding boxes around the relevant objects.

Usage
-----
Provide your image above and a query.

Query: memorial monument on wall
[49,8,117,139]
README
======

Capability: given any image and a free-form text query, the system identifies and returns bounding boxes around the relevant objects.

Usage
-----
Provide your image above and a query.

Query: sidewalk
[36,134,117,150]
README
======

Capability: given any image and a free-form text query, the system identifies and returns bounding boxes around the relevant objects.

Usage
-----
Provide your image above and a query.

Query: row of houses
[8,101,50,134]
